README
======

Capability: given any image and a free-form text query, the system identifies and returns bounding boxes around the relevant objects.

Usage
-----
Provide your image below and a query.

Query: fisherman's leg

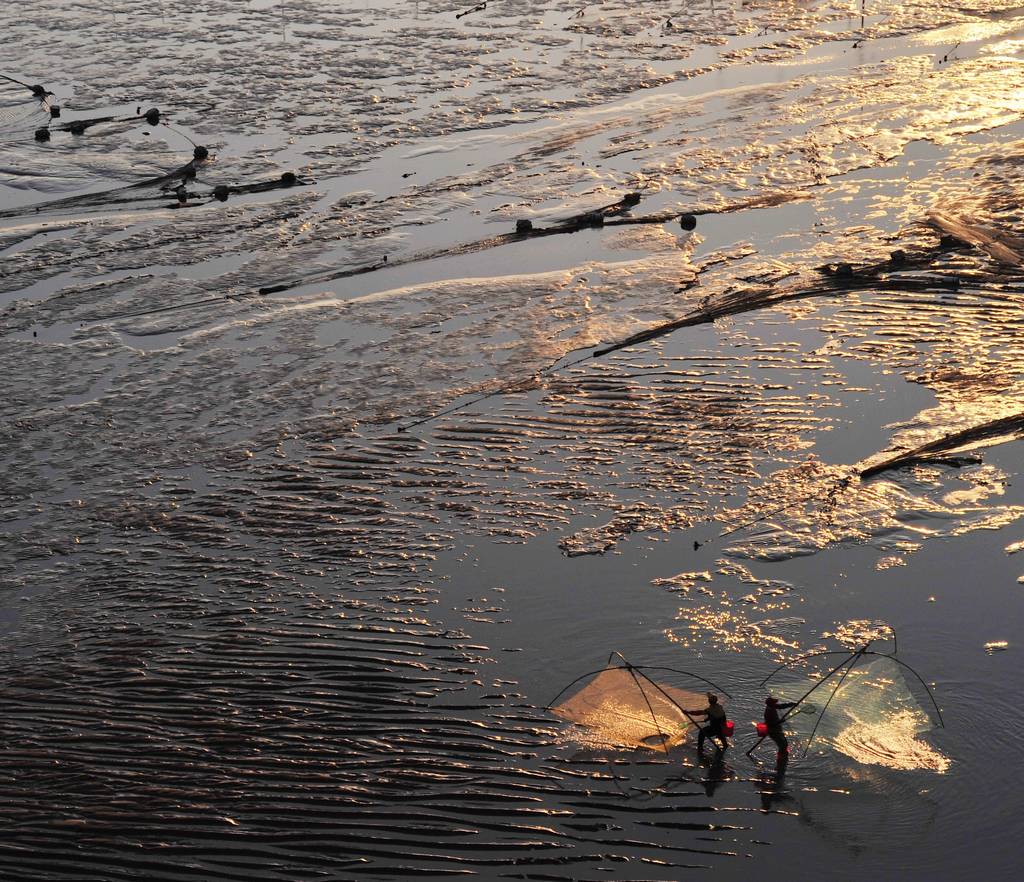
[769,730,788,755]
[697,726,707,752]
[774,749,789,778]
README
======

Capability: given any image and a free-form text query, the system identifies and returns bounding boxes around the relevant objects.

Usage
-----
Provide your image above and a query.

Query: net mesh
[772,656,949,772]
[550,667,707,751]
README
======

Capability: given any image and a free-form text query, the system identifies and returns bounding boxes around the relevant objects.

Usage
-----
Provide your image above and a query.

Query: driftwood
[725,412,1024,539]
[860,412,1024,479]
[593,270,957,358]
[927,211,1024,267]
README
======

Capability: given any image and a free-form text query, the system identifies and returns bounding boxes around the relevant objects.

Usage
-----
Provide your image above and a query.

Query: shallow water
[2,0,1023,879]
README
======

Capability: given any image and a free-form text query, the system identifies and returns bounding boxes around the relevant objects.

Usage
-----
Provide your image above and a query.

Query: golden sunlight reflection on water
[831,710,950,773]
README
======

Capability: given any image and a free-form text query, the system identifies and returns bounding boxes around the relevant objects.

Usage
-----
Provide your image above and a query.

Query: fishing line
[97,289,262,321]
[716,473,856,540]
[601,758,632,799]
[397,348,595,434]
[876,652,944,727]
[633,666,732,700]
[161,121,198,148]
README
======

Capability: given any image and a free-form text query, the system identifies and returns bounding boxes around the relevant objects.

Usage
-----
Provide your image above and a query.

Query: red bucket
[723,720,735,737]
[755,722,769,737]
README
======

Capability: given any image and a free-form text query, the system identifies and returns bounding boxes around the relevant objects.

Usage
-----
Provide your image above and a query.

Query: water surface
[2,1,1023,879]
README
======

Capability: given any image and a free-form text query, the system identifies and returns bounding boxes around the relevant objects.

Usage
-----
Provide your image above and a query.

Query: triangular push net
[769,655,948,772]
[549,665,707,751]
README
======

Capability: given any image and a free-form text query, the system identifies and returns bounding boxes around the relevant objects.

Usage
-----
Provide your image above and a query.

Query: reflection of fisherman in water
[699,749,734,797]
[764,696,798,756]
[754,740,791,811]
[686,692,728,754]
[757,751,790,811]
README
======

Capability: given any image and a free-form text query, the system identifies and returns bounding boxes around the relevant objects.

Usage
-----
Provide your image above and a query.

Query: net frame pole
[760,649,862,689]
[747,645,867,757]
[632,665,734,699]
[544,666,614,710]
[613,652,732,733]
[625,666,671,755]
[780,646,868,725]
[801,648,866,756]
[616,652,705,747]
[876,653,945,728]
[630,665,704,730]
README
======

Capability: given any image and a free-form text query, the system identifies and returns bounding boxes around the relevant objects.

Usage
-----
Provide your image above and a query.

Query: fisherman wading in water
[764,696,798,756]
[687,692,728,753]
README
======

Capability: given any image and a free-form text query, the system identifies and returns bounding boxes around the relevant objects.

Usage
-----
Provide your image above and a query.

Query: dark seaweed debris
[860,413,1024,479]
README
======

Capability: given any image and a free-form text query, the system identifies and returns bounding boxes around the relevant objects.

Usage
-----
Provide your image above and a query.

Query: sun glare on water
[831,710,950,773]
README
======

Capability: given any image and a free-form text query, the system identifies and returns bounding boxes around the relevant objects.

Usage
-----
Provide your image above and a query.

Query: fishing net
[770,656,949,772]
[549,666,707,751]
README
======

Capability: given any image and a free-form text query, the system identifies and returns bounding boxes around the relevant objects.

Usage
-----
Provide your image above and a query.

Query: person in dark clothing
[764,696,798,755]
[686,692,728,753]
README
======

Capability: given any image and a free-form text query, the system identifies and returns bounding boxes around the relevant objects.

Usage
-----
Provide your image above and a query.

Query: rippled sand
[2,0,1024,879]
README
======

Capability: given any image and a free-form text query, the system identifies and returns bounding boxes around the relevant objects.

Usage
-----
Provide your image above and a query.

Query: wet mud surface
[2,1,1024,879]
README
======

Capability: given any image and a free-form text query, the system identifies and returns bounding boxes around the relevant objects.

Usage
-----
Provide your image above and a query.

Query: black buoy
[890,249,907,265]
[280,171,297,186]
[679,213,697,231]
[144,108,161,126]
[833,262,854,277]
[175,185,188,204]
[623,192,642,206]
[34,127,50,142]
[49,105,61,118]
[578,212,604,228]
[939,234,958,249]
[515,219,533,234]
[213,184,230,202]
[193,145,209,160]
